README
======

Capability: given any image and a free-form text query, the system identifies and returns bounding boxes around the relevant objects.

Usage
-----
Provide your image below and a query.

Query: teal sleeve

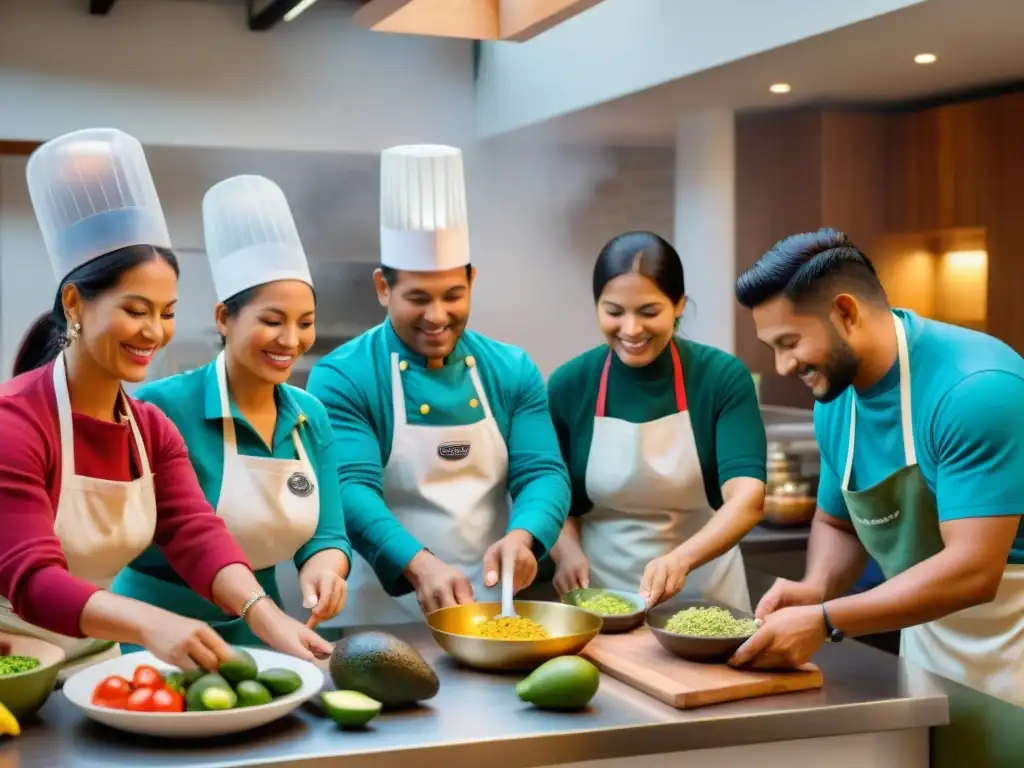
[932,371,1024,521]
[814,406,851,521]
[547,365,590,517]
[305,360,422,596]
[714,359,768,484]
[293,400,353,570]
[506,356,572,559]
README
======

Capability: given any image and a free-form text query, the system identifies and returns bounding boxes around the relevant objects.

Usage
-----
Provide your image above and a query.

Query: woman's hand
[640,551,690,607]
[299,570,348,629]
[136,609,236,672]
[553,549,590,597]
[245,599,333,661]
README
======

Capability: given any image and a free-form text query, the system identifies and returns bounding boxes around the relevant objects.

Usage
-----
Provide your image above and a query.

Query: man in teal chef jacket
[307,144,571,625]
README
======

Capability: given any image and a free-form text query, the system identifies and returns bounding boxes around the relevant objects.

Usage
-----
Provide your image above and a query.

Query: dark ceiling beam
[89,0,119,15]
[247,0,309,31]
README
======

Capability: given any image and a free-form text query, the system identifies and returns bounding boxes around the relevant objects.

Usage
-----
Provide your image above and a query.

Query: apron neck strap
[842,312,916,489]
[595,341,687,418]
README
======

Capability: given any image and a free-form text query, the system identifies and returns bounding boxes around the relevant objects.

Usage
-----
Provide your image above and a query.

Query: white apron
[841,313,1024,707]
[579,342,751,612]
[212,351,319,571]
[0,353,157,659]
[337,352,510,626]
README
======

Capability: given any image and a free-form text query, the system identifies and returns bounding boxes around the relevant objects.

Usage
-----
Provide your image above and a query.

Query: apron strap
[215,351,241,459]
[467,363,496,420]
[595,341,687,418]
[389,353,409,428]
[53,353,77,490]
[842,312,916,490]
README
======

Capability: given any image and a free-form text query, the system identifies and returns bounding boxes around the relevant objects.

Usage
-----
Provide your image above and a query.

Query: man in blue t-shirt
[730,227,1023,712]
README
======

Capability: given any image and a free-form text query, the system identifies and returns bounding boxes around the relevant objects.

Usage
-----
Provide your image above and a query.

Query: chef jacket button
[399,360,409,371]
[420,404,430,415]
[469,398,479,409]
[465,355,476,368]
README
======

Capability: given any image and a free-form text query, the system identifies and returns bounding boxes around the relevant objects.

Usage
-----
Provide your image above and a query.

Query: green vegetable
[663,606,757,638]
[185,672,233,712]
[235,680,273,708]
[328,631,439,707]
[0,655,41,676]
[164,671,187,694]
[321,690,382,728]
[257,668,303,697]
[200,686,238,711]
[578,593,635,615]
[516,656,600,711]
[219,648,258,685]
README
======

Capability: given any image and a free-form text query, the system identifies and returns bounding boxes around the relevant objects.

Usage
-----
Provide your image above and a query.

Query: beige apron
[335,352,510,626]
[841,312,1024,707]
[111,350,320,646]
[579,342,751,612]
[0,353,157,660]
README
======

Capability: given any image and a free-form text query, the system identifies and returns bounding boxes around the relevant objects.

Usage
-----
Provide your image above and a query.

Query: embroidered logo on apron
[287,472,315,497]
[437,441,471,461]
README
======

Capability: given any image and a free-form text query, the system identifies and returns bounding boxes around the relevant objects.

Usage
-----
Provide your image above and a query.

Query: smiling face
[374,266,474,362]
[217,280,316,385]
[597,272,684,367]
[66,256,179,383]
[751,294,862,403]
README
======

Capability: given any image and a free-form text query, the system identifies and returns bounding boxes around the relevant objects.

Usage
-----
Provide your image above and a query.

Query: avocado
[219,648,258,685]
[516,656,600,711]
[235,680,273,707]
[200,686,238,710]
[328,631,439,707]
[257,668,303,697]
[185,672,233,712]
[321,690,382,728]
[183,667,205,687]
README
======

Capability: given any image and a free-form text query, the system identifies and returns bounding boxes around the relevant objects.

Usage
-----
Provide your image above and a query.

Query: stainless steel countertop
[5,623,949,768]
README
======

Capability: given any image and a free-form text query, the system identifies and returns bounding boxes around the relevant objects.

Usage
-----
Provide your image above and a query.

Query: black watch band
[821,603,844,643]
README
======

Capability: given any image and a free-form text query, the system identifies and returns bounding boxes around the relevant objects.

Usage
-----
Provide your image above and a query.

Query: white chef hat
[379,144,470,272]
[202,175,313,303]
[26,128,173,283]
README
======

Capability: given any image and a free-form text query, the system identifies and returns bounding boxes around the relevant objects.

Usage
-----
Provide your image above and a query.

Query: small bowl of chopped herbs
[562,588,647,633]
[0,631,67,721]
[646,599,759,663]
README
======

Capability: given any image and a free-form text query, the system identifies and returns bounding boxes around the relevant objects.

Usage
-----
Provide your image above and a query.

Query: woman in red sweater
[0,128,331,672]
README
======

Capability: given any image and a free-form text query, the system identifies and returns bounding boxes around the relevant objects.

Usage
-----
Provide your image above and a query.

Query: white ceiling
[536,0,1024,145]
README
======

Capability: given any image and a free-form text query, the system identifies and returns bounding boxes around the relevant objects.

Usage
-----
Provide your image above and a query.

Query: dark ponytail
[11,245,180,377]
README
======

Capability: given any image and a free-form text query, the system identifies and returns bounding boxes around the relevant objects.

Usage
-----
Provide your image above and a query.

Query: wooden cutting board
[581,627,823,709]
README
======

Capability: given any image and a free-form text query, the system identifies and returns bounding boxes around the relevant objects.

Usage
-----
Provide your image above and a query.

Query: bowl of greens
[0,631,67,720]
[562,588,646,633]
[646,599,759,663]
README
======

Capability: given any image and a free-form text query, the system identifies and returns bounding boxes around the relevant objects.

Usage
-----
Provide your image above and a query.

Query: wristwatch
[821,602,844,643]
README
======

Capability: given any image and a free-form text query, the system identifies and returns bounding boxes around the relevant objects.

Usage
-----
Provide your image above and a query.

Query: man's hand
[404,550,474,615]
[728,605,826,669]
[640,550,691,606]
[483,529,538,593]
[754,578,826,621]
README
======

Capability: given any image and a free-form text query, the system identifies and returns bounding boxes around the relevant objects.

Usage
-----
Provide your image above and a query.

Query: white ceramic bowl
[61,647,324,738]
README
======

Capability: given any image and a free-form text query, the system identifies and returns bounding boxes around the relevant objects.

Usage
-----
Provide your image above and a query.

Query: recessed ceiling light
[914,53,937,64]
[769,83,792,94]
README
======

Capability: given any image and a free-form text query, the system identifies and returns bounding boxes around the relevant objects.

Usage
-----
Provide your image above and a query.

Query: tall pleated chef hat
[379,144,470,272]
[26,128,173,282]
[202,174,313,303]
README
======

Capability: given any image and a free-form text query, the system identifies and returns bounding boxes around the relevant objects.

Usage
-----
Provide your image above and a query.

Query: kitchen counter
[4,622,949,768]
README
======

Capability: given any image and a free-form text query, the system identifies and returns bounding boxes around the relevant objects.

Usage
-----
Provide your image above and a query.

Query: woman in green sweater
[548,231,767,611]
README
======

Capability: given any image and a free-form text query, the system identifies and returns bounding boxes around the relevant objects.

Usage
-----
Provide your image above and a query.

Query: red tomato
[125,687,156,712]
[92,675,132,706]
[92,694,130,710]
[150,687,184,713]
[131,665,164,690]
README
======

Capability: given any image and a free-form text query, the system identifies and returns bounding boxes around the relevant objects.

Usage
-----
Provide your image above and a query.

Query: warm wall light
[769,83,792,94]
[914,53,937,64]
[937,250,987,327]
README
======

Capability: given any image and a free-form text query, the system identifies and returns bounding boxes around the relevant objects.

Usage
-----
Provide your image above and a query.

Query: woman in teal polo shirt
[548,231,767,611]
[111,175,351,647]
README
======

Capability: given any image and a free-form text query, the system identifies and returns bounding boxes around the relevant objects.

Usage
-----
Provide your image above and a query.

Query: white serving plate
[62,647,324,738]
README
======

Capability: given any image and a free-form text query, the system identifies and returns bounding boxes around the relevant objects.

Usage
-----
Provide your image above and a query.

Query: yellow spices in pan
[474,616,550,640]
